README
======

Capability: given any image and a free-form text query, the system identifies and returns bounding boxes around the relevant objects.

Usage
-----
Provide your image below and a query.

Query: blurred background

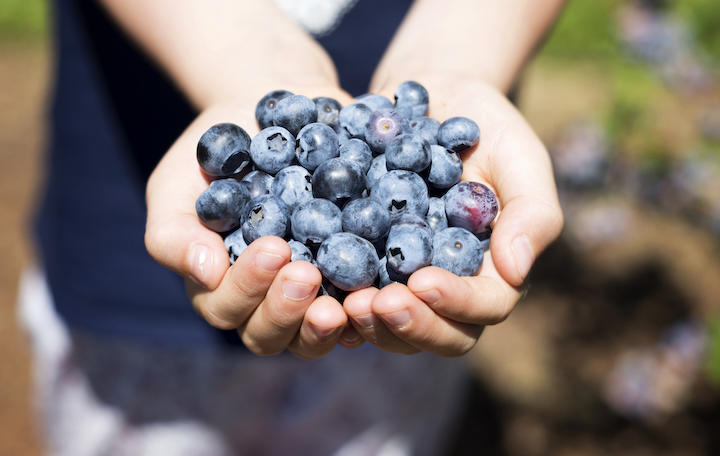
[1,0,719,455]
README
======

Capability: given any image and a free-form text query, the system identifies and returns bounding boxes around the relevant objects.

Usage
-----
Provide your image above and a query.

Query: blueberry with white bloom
[272,95,317,136]
[316,233,380,291]
[394,81,429,118]
[195,178,250,233]
[255,90,292,129]
[339,138,373,174]
[432,227,485,276]
[271,165,313,212]
[197,123,251,177]
[437,116,480,152]
[428,145,463,189]
[295,123,339,171]
[249,126,295,174]
[241,195,290,243]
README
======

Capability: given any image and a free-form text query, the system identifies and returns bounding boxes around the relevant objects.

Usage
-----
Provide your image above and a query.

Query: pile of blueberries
[195,81,498,296]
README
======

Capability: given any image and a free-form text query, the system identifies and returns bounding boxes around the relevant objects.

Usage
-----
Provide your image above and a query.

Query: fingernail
[255,251,286,272]
[282,280,314,301]
[380,310,411,329]
[353,313,379,329]
[414,288,441,306]
[309,323,338,340]
[189,244,212,287]
[511,234,534,280]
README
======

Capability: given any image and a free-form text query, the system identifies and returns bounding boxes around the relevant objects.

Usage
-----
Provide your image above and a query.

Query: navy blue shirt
[37,0,413,348]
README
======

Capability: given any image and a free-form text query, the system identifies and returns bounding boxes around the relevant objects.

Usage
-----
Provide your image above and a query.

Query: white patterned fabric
[274,0,359,36]
[19,267,467,455]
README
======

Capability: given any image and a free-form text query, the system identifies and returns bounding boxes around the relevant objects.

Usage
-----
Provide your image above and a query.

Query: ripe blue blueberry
[377,256,408,288]
[295,123,340,171]
[428,145,463,189]
[394,81,429,118]
[272,95,318,136]
[341,197,392,242]
[335,125,352,146]
[313,96,342,127]
[444,181,498,233]
[371,169,429,221]
[255,90,293,129]
[291,198,342,247]
[316,232,380,291]
[437,117,480,152]
[366,154,388,189]
[241,195,290,243]
[426,197,448,233]
[385,134,432,173]
[195,178,250,233]
[271,165,313,212]
[355,93,393,111]
[249,126,295,174]
[312,157,365,207]
[288,239,314,263]
[197,123,251,177]
[431,227,485,276]
[365,109,409,154]
[385,215,433,276]
[224,228,247,265]
[407,117,440,145]
[338,103,372,140]
[339,138,373,174]
[241,170,274,199]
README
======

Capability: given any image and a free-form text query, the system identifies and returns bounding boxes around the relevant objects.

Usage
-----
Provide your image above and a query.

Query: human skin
[102,0,565,358]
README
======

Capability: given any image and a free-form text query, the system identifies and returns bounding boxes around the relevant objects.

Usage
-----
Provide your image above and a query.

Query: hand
[145,87,366,359]
[343,78,564,356]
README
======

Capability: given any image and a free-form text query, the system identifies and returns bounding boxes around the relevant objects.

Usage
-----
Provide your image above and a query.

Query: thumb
[145,211,229,290]
[490,194,564,287]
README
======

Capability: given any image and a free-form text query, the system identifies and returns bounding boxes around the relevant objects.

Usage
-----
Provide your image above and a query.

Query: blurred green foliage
[707,319,720,386]
[0,0,47,41]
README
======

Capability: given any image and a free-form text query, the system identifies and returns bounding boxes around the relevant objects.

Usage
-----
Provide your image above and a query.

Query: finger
[240,260,322,355]
[145,106,259,290]
[288,296,347,360]
[472,98,563,287]
[407,260,522,325]
[344,287,419,355]
[338,325,365,349]
[371,284,483,357]
[189,236,290,330]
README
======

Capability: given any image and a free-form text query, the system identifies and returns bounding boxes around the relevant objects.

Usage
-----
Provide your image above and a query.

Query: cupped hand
[145,87,364,359]
[343,78,564,356]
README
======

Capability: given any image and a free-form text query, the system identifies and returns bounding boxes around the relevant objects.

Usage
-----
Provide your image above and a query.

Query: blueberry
[295,123,340,171]
[341,197,391,242]
[240,170,274,199]
[431,227,484,276]
[444,181,498,233]
[437,117,480,152]
[195,178,250,232]
[365,109,409,154]
[318,278,346,301]
[339,138,373,174]
[224,228,248,265]
[316,232,379,291]
[426,197,448,233]
[312,157,365,207]
[288,239,314,263]
[385,134,432,173]
[255,90,293,129]
[335,125,352,146]
[338,103,372,139]
[407,117,440,145]
[241,195,290,243]
[385,215,433,276]
[271,165,313,212]
[365,154,388,189]
[377,256,407,288]
[394,81,429,118]
[371,170,429,221]
[313,96,342,127]
[196,123,252,177]
[428,145,463,189]
[249,126,295,174]
[272,95,318,136]
[355,93,394,111]
[291,198,342,247]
